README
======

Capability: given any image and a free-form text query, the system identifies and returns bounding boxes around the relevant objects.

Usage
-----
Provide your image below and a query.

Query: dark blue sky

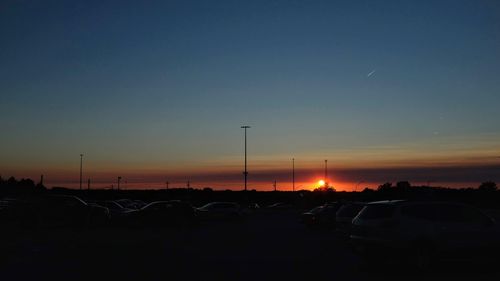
[1,0,499,189]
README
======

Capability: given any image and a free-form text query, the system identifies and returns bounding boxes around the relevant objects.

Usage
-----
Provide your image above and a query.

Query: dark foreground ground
[2,212,500,281]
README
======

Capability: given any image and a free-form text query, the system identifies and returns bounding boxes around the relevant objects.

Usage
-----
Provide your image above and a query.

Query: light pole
[241,125,251,191]
[117,176,122,190]
[292,158,295,192]
[324,159,328,188]
[79,154,83,190]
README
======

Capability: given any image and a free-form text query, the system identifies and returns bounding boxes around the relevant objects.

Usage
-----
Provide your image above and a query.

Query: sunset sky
[1,0,499,190]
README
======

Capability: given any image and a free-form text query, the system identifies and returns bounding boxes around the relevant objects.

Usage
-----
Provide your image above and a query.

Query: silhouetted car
[266,202,293,209]
[92,200,135,219]
[350,200,500,270]
[196,202,243,220]
[126,200,196,227]
[302,202,342,228]
[133,199,147,209]
[335,202,365,235]
[115,199,145,210]
[248,203,261,210]
[0,198,38,228]
[33,195,110,228]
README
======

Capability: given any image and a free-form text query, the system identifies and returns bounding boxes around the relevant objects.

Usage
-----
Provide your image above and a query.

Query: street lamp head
[241,125,251,128]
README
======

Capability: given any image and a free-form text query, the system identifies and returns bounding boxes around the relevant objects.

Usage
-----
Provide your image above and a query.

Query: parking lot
[2,211,500,281]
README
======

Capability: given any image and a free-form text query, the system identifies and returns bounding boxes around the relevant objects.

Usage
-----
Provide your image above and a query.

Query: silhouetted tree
[377,182,393,191]
[396,181,411,190]
[478,181,497,192]
[18,178,35,189]
[314,186,336,192]
[362,187,375,193]
[6,176,17,187]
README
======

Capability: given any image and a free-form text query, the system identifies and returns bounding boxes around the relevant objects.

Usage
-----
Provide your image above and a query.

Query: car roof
[366,200,407,205]
[365,200,479,208]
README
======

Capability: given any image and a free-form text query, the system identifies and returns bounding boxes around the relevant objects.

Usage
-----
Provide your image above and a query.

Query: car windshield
[401,204,436,220]
[308,206,324,214]
[199,203,217,209]
[337,204,364,218]
[100,201,122,209]
[49,196,88,207]
[358,204,396,220]
[141,202,161,210]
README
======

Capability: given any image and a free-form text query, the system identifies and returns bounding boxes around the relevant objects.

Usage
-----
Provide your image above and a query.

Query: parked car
[132,199,147,209]
[266,202,293,210]
[33,195,110,228]
[91,200,135,219]
[350,200,500,270]
[0,198,38,228]
[302,202,342,228]
[247,203,261,210]
[115,199,145,210]
[262,202,296,215]
[335,202,366,235]
[196,202,243,221]
[126,200,196,227]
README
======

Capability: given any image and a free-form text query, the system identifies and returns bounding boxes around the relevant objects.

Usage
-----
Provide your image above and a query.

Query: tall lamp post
[292,158,295,192]
[241,125,251,191]
[324,159,328,188]
[79,154,83,190]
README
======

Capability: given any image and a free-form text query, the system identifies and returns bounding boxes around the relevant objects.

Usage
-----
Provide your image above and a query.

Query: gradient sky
[1,0,500,190]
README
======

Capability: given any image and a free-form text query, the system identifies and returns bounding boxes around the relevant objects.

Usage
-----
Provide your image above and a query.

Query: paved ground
[2,212,500,281]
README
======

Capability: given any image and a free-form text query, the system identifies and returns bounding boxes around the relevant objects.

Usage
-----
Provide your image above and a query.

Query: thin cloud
[367,69,376,77]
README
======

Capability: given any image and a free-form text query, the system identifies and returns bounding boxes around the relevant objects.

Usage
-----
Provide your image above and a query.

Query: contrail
[367,69,376,77]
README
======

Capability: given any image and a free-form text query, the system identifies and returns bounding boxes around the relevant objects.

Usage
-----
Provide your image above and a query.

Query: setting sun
[318,180,325,187]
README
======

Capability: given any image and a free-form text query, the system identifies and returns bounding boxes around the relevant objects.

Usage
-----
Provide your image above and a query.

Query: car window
[401,204,436,221]
[145,203,163,211]
[461,206,492,224]
[433,204,492,224]
[358,204,395,220]
[338,204,365,218]
[64,199,80,208]
[50,196,85,208]
[435,204,465,222]
[100,202,116,209]
[108,202,121,209]
[310,206,324,214]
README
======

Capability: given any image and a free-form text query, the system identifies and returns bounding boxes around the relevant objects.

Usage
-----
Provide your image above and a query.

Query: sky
[1,0,500,190]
